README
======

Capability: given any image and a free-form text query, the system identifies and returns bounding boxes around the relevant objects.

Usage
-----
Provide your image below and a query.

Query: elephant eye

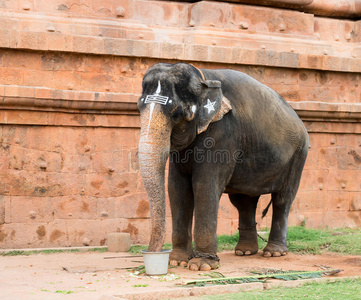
[171,109,183,122]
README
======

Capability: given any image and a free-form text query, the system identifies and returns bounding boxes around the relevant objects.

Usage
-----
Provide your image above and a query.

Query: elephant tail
[262,199,272,218]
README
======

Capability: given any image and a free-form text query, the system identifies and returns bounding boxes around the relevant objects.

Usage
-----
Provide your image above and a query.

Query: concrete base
[107,233,131,252]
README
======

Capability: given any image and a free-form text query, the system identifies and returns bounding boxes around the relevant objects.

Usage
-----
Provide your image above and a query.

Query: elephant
[137,62,309,271]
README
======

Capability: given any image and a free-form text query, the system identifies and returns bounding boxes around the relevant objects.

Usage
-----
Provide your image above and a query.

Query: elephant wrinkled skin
[137,63,309,271]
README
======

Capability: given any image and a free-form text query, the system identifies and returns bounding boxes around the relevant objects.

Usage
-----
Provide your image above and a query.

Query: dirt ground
[0,249,360,300]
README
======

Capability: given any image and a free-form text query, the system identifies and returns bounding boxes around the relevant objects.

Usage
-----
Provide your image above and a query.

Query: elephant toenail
[235,250,244,256]
[281,252,287,256]
[169,260,178,266]
[245,251,251,255]
[189,264,199,271]
[180,261,188,267]
[263,251,272,257]
[273,252,281,257]
[200,264,211,271]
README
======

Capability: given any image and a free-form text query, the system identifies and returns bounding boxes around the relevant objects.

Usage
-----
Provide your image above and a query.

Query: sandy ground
[0,249,360,300]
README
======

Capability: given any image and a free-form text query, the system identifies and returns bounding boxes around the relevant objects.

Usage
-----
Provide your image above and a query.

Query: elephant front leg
[168,166,194,267]
[188,185,220,271]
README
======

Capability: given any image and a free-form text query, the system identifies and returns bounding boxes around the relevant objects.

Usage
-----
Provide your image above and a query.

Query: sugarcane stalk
[184,270,326,285]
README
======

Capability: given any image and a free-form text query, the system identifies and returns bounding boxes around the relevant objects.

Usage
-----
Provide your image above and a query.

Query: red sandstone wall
[0,0,360,248]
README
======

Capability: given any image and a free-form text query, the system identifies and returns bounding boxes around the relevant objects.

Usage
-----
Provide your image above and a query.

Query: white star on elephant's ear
[204,99,216,114]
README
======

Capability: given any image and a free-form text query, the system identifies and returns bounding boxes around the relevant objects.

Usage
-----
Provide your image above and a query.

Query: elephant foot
[169,249,191,267]
[235,242,258,256]
[263,243,288,257]
[188,258,219,271]
[187,252,220,271]
[235,228,258,256]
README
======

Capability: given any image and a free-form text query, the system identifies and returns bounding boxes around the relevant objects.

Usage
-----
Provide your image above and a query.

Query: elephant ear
[197,80,233,135]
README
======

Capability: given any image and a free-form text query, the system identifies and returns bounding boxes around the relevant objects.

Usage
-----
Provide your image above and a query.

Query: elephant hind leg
[263,147,308,257]
[263,191,294,257]
[229,194,260,256]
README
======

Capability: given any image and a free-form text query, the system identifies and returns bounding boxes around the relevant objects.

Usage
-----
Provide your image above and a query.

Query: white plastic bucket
[141,249,172,275]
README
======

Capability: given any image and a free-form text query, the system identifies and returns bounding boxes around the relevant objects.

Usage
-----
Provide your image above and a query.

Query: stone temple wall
[0,0,360,248]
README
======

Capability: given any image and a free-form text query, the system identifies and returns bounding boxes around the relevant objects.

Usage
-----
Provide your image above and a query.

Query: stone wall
[0,0,360,248]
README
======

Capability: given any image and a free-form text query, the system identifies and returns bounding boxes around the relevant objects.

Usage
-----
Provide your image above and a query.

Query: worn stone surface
[0,250,360,300]
[0,0,360,248]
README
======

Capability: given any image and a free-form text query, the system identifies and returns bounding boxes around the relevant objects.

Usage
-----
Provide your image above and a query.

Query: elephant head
[137,63,232,252]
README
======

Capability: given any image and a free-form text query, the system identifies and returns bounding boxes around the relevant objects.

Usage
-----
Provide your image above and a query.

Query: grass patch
[287,227,361,255]
[0,247,107,256]
[132,284,149,287]
[55,290,75,294]
[129,226,361,256]
[86,247,108,253]
[196,278,361,300]
[217,234,239,252]
[216,226,361,255]
[128,243,173,255]
[1,249,80,256]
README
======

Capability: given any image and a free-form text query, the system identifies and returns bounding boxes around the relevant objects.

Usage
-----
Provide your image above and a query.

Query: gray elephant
[137,63,308,271]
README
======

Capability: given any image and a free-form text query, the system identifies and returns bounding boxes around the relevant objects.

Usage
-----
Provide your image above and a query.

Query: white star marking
[204,99,216,114]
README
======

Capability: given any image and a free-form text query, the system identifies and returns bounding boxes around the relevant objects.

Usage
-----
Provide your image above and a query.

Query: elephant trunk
[138,104,172,252]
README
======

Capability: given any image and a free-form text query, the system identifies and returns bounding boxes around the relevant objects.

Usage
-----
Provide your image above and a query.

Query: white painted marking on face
[191,105,197,113]
[146,102,156,138]
[204,99,216,113]
[145,80,169,105]
[148,102,155,126]
[155,80,161,95]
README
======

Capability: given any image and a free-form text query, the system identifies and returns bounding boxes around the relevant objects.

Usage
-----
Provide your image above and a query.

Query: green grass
[0,247,107,256]
[128,243,173,255]
[287,227,361,255]
[128,226,361,256]
[216,226,361,255]
[55,290,75,294]
[193,278,361,300]
[217,234,240,252]
[132,284,149,287]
